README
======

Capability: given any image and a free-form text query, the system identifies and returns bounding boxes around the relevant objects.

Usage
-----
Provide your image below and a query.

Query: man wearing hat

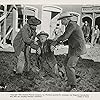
[13,16,41,75]
[35,31,59,78]
[51,12,87,91]
[35,31,66,79]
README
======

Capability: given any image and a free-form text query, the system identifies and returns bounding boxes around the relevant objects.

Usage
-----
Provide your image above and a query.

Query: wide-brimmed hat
[36,31,49,38]
[58,12,73,20]
[27,16,41,26]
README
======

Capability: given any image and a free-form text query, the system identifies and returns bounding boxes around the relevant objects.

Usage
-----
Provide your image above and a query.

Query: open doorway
[95,17,100,29]
[41,5,62,39]
[16,5,23,29]
[82,16,92,43]
[82,16,92,27]
[95,17,100,44]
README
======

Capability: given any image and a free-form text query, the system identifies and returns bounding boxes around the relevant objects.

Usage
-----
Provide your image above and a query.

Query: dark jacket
[13,24,39,56]
[53,21,87,57]
[36,39,57,68]
[82,24,90,36]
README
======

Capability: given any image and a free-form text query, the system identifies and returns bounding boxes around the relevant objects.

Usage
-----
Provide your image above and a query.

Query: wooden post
[23,5,26,26]
[92,6,95,27]
[0,23,1,41]
[93,12,95,27]
[3,5,7,44]
[12,5,18,45]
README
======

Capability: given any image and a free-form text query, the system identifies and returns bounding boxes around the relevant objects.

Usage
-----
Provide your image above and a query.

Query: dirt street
[0,44,100,92]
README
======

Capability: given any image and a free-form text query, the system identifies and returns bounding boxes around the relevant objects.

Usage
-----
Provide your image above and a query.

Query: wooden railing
[0,27,13,44]
[0,14,6,22]
[0,5,14,46]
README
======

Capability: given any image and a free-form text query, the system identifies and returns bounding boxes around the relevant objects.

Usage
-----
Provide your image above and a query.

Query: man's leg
[84,35,87,43]
[16,51,25,74]
[64,56,79,88]
[93,36,97,45]
[91,35,95,46]
[41,60,58,79]
[86,35,89,43]
[24,46,31,72]
[54,64,59,76]
[94,36,98,44]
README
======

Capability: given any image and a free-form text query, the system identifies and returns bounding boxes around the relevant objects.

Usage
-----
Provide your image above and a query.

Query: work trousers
[16,46,31,74]
[64,55,79,86]
[91,35,98,45]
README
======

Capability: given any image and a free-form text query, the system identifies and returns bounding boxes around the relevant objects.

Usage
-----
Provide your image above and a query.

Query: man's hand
[34,41,38,45]
[37,47,41,55]
[54,64,59,75]
[31,39,35,43]
[50,45,56,52]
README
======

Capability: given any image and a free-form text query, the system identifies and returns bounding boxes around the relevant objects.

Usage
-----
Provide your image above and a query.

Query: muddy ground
[0,44,100,92]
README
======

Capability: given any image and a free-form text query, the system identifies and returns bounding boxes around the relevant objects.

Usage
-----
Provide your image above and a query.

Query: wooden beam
[3,5,7,44]
[12,5,18,45]
[23,5,26,25]
[93,12,95,27]
[0,14,6,22]
[0,23,1,41]
[0,28,13,44]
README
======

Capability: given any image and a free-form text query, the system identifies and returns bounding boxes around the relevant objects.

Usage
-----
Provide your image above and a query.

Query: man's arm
[21,25,39,50]
[52,22,76,46]
[21,25,33,45]
[30,42,39,50]
[57,22,75,42]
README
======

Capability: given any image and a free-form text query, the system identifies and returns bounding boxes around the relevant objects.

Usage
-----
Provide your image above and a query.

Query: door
[41,11,51,35]
[50,12,61,39]
[41,5,62,39]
